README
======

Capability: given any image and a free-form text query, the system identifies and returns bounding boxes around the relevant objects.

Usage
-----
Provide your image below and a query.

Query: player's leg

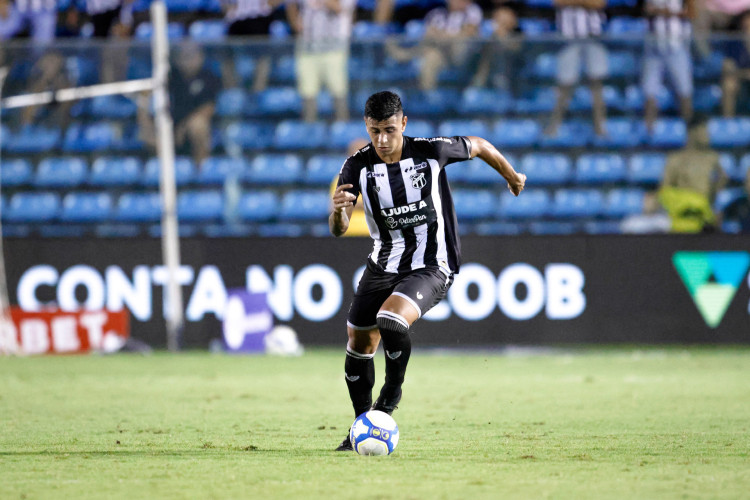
[546,42,581,136]
[584,41,608,136]
[642,46,664,134]
[374,267,453,414]
[344,324,380,418]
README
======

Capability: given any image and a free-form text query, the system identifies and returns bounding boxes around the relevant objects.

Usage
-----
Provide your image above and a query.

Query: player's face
[364,113,407,162]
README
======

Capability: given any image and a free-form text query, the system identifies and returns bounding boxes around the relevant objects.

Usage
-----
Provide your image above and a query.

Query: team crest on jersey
[410,172,427,189]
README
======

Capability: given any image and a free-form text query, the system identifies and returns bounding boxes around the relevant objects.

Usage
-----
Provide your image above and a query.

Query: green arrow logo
[673,252,750,328]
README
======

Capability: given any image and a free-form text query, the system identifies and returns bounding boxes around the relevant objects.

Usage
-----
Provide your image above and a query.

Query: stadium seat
[306,155,343,185]
[189,20,226,41]
[38,225,87,238]
[352,21,399,40]
[269,20,291,39]
[550,189,605,218]
[222,121,273,152]
[95,225,143,238]
[407,89,460,117]
[67,55,99,86]
[246,154,304,184]
[525,0,553,7]
[198,156,248,185]
[583,220,623,234]
[90,95,137,118]
[134,21,185,39]
[628,153,666,185]
[520,153,573,185]
[1,159,32,186]
[148,224,199,238]
[592,118,646,149]
[234,55,255,84]
[515,86,557,114]
[63,122,117,152]
[374,59,420,83]
[737,154,750,182]
[216,88,249,117]
[604,188,645,218]
[116,192,162,222]
[693,51,724,80]
[273,120,327,150]
[719,153,739,181]
[714,187,746,213]
[438,120,489,138]
[575,154,627,184]
[473,221,523,236]
[89,157,142,187]
[237,190,279,222]
[330,121,370,150]
[539,120,593,148]
[270,56,296,84]
[451,154,517,184]
[279,190,331,221]
[35,157,87,188]
[530,53,557,80]
[492,119,541,149]
[257,223,305,237]
[647,118,687,148]
[4,126,60,153]
[6,192,61,222]
[694,85,721,112]
[499,189,550,219]
[622,85,645,111]
[60,192,113,223]
[518,18,553,35]
[606,18,647,37]
[708,118,750,148]
[255,87,302,116]
[404,19,425,40]
[142,156,196,186]
[177,190,224,221]
[528,221,578,235]
[452,190,495,220]
[459,87,513,115]
[405,119,435,138]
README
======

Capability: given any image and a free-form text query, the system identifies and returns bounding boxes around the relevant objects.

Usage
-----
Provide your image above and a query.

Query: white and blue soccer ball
[349,410,399,456]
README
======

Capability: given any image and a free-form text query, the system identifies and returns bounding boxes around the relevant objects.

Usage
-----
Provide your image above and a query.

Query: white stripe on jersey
[647,0,691,50]
[359,166,379,252]
[398,158,428,270]
[371,162,403,273]
[557,7,604,39]
[428,159,448,268]
[15,0,56,11]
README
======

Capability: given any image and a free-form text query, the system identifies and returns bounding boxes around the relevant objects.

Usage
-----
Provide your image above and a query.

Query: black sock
[376,312,412,409]
[344,348,375,417]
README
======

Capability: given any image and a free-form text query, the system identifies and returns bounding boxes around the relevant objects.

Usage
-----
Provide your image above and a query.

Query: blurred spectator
[642,0,694,133]
[329,137,370,236]
[386,0,482,91]
[85,0,132,38]
[620,191,671,234]
[546,0,608,137]
[56,5,82,38]
[470,3,521,91]
[222,0,283,91]
[287,0,355,122]
[694,0,750,57]
[20,51,73,127]
[138,43,220,165]
[0,0,56,43]
[721,10,750,117]
[658,120,727,233]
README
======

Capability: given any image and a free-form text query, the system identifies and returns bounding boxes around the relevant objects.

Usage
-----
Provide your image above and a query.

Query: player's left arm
[467,136,526,196]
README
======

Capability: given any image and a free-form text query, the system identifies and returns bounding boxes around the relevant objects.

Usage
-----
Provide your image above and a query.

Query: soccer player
[330,91,526,451]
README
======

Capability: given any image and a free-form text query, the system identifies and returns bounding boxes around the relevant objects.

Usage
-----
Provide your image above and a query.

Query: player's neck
[375,139,404,164]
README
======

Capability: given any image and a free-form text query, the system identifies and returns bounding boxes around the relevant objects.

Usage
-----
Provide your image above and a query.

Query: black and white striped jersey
[338,136,472,275]
[645,0,691,47]
[556,5,605,39]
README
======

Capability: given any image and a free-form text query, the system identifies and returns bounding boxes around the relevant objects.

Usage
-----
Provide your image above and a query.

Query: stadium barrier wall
[5,235,750,348]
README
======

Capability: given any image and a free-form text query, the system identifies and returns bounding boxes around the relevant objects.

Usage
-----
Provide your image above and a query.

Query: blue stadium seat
[270,56,296,84]
[539,120,593,148]
[6,192,61,222]
[177,190,224,221]
[142,156,196,186]
[530,53,557,80]
[95,225,143,238]
[492,119,541,149]
[438,120,489,138]
[165,0,204,12]
[628,153,666,184]
[404,19,425,40]
[35,157,87,188]
[719,153,739,181]
[306,155,343,185]
[189,20,226,40]
[714,187,746,213]
[528,221,579,235]
[520,153,573,185]
[198,156,247,185]
[1,159,32,186]
[4,126,60,153]
[255,87,302,116]
[452,190,495,221]
[525,0,554,7]
[694,85,721,112]
[90,95,137,118]
[269,20,291,39]
[459,87,513,115]
[592,118,646,149]
[738,154,750,181]
[708,118,750,148]
[604,188,645,218]
[61,192,113,222]
[234,55,255,84]
[222,121,273,152]
[116,192,161,222]
[405,119,435,138]
[330,121,370,150]
[622,85,645,111]
[38,225,87,238]
[246,154,304,184]
[550,189,605,218]
[67,55,99,86]
[273,120,327,149]
[575,154,627,184]
[375,59,419,83]
[352,21,399,40]
[89,157,142,187]
[693,51,724,80]
[63,122,117,152]
[237,190,280,222]
[147,224,199,238]
[647,118,686,148]
[515,86,556,114]
[451,154,517,184]
[499,189,550,219]
[201,224,254,238]
[606,17,647,37]
[518,18,553,35]
[216,88,248,117]
[279,190,331,221]
[135,21,185,39]
[407,89,460,117]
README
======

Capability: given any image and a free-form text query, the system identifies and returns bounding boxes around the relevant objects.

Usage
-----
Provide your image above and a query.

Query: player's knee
[376,311,409,335]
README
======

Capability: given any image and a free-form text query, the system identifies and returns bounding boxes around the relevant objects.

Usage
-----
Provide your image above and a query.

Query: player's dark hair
[364,91,403,121]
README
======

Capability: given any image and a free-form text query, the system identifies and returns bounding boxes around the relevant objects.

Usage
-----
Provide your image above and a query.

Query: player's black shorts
[347,258,454,330]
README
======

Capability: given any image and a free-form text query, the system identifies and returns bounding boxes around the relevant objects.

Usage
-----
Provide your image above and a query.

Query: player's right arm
[330,184,356,237]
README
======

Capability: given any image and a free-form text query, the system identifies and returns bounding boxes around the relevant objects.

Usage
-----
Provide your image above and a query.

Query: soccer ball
[349,410,399,456]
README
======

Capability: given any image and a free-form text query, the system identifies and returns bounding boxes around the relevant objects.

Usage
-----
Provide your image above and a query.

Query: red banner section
[6,308,129,355]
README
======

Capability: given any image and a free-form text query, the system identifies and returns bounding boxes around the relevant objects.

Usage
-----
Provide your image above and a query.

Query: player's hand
[507,173,526,196]
[332,184,356,210]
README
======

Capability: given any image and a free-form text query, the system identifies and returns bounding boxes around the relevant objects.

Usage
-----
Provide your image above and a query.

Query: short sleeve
[431,136,472,168]
[336,158,361,206]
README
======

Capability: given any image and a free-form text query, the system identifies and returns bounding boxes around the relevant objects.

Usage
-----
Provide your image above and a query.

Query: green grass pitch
[1,347,749,499]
